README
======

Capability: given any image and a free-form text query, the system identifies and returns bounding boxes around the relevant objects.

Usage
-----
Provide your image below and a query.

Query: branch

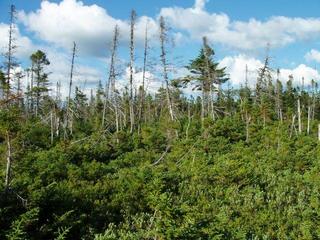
[151,145,171,166]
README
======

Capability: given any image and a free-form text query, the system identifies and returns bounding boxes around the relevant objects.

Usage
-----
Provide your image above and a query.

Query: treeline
[1,5,320,240]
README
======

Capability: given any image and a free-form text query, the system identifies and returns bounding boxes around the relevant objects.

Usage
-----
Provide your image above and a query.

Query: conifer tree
[30,50,50,117]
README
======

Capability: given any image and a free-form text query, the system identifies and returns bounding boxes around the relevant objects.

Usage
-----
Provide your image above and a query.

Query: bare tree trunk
[65,42,76,139]
[30,63,34,114]
[129,10,136,133]
[50,110,54,144]
[297,97,302,134]
[318,124,320,141]
[159,16,175,121]
[203,37,215,120]
[102,26,119,129]
[138,23,149,129]
[312,80,316,121]
[55,81,61,138]
[4,5,16,102]
[290,114,296,138]
[307,105,311,135]
[35,66,40,117]
[245,110,251,143]
[5,131,12,189]
[276,70,282,122]
[201,81,205,126]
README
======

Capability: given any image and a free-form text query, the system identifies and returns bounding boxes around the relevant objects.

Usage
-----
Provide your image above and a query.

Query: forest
[1,4,320,240]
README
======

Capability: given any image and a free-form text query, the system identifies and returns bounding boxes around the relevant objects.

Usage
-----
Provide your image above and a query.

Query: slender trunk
[5,5,16,102]
[297,97,302,134]
[35,67,40,117]
[50,110,54,144]
[102,25,119,128]
[66,42,76,136]
[307,105,311,135]
[129,10,136,133]
[5,131,12,189]
[30,64,34,114]
[201,81,205,126]
[245,110,251,143]
[159,16,174,121]
[290,114,296,138]
[203,37,215,120]
[138,23,148,129]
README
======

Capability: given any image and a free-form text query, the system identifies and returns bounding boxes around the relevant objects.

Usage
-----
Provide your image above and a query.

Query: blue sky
[0,0,320,96]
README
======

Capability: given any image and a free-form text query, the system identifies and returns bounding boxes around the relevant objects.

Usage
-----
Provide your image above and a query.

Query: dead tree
[102,25,120,137]
[30,63,34,114]
[4,5,17,190]
[129,10,136,133]
[307,105,311,135]
[4,5,17,102]
[14,70,24,107]
[245,64,249,88]
[138,22,149,128]
[65,42,77,139]
[297,97,302,134]
[202,37,215,120]
[4,131,12,189]
[245,110,251,143]
[311,79,317,120]
[159,16,175,121]
[275,69,283,122]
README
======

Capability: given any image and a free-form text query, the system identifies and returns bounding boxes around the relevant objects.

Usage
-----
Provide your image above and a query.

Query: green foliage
[2,33,320,240]
[6,208,39,240]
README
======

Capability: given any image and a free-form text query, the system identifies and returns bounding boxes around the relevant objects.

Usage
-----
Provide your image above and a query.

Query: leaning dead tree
[159,16,175,121]
[65,42,77,139]
[129,10,136,133]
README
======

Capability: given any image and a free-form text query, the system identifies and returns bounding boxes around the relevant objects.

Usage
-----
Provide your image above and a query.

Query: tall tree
[159,16,175,121]
[3,5,18,102]
[65,42,77,138]
[138,22,149,128]
[4,5,17,101]
[30,50,50,117]
[129,10,136,133]
[181,40,228,123]
[102,25,120,135]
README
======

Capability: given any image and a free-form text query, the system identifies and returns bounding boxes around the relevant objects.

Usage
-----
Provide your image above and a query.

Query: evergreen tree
[29,50,50,116]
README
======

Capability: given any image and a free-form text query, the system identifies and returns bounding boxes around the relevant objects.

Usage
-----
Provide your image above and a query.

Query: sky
[0,0,320,97]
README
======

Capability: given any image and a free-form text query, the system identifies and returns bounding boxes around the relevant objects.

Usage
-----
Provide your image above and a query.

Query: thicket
[1,5,320,240]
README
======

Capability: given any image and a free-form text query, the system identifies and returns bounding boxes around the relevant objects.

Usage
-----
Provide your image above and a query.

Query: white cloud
[116,67,160,95]
[280,64,320,86]
[194,0,208,11]
[305,49,320,63]
[0,23,35,58]
[219,55,262,87]
[219,54,320,88]
[160,1,320,50]
[19,0,158,56]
